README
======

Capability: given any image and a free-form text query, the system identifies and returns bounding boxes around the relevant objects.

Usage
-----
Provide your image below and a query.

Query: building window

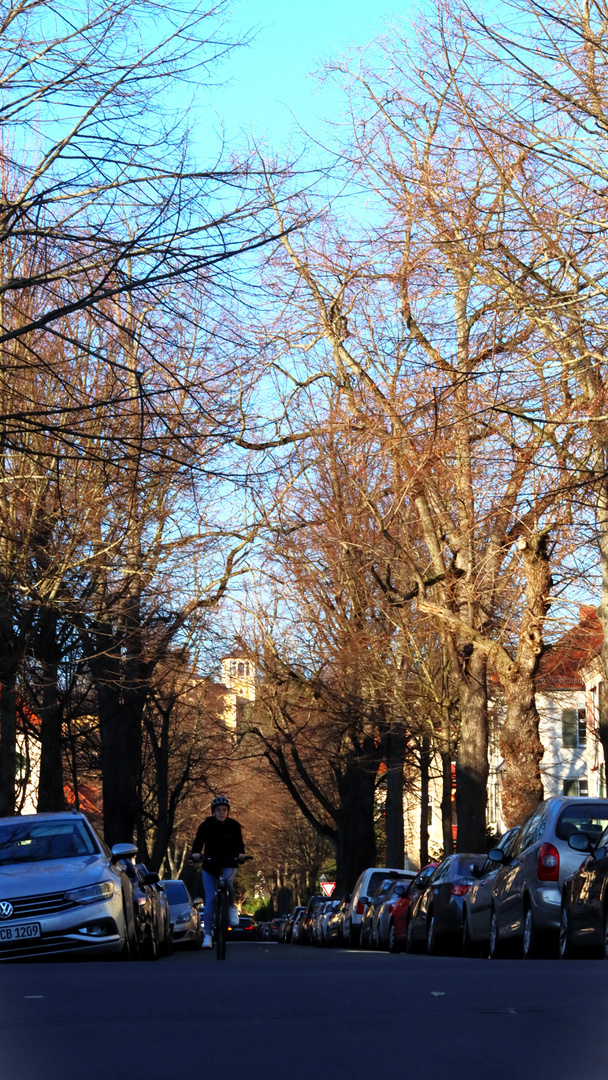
[15,752,29,782]
[237,662,244,676]
[562,778,588,797]
[578,708,587,746]
[562,708,586,748]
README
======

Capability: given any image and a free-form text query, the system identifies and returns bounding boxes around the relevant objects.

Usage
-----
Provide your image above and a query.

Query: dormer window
[238,662,244,676]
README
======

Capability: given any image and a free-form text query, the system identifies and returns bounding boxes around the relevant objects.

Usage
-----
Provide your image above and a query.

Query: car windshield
[0,820,97,865]
[161,881,190,904]
[555,803,608,843]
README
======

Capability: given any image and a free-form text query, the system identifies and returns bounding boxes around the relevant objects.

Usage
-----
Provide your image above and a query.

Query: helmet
[211,795,230,813]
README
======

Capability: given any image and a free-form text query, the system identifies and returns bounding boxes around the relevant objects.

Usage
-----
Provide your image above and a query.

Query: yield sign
[320,881,336,897]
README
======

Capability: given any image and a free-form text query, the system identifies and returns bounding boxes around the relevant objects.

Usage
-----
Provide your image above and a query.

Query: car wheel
[160,923,173,957]
[462,911,476,958]
[388,920,400,954]
[406,915,419,954]
[559,903,575,959]
[144,924,160,961]
[522,903,539,960]
[489,908,504,960]
[426,912,441,956]
[601,905,608,960]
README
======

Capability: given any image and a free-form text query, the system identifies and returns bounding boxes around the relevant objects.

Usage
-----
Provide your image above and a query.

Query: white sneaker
[202,934,213,949]
[229,906,239,928]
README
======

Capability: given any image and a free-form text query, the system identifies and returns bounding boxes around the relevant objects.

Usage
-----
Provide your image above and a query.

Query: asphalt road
[0,944,605,1080]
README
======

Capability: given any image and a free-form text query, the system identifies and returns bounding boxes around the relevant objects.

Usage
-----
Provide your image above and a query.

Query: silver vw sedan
[0,812,138,961]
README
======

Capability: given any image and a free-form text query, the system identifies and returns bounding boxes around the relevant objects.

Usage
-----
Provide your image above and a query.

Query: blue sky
[201,0,408,154]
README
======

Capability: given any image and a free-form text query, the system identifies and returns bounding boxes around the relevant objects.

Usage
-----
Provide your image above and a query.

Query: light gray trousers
[202,867,236,936]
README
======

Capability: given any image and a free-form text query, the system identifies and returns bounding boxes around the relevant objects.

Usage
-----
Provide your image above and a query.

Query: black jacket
[191,816,245,861]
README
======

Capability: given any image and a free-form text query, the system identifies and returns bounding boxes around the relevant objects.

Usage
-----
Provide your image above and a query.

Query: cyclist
[191,795,246,949]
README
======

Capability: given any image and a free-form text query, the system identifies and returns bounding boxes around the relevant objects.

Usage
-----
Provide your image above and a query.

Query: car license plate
[0,922,41,941]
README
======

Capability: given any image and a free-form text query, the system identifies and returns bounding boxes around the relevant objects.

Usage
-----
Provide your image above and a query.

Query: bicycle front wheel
[216,889,228,960]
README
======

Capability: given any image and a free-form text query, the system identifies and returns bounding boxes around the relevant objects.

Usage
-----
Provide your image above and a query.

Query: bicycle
[201,855,252,960]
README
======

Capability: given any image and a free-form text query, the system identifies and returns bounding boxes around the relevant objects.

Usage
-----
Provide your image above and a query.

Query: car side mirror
[193,897,203,906]
[393,885,406,897]
[142,871,159,885]
[111,843,138,863]
[359,896,369,906]
[568,832,593,853]
[486,848,505,864]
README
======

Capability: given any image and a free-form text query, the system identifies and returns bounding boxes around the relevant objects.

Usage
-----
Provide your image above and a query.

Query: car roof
[0,811,87,824]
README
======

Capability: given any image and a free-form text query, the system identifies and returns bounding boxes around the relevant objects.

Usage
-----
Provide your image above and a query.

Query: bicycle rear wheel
[216,888,228,960]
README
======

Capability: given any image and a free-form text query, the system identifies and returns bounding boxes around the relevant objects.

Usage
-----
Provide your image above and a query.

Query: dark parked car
[279,907,304,943]
[313,899,341,946]
[360,878,398,948]
[406,853,486,955]
[137,864,172,957]
[268,917,284,941]
[371,877,415,950]
[122,859,161,960]
[228,913,258,940]
[325,897,349,947]
[161,879,201,950]
[489,797,608,959]
[291,908,306,944]
[461,828,520,957]
[390,864,439,953]
[298,895,325,946]
[560,822,608,958]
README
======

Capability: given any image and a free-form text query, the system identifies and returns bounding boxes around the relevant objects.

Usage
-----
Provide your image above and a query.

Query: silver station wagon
[0,811,138,961]
[488,796,608,959]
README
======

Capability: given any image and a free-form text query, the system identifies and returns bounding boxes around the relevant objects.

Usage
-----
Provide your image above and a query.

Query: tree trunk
[0,667,17,816]
[36,609,65,812]
[499,533,549,827]
[384,719,405,868]
[597,483,608,774]
[440,712,454,856]
[419,732,430,867]
[455,648,488,852]
[335,743,379,895]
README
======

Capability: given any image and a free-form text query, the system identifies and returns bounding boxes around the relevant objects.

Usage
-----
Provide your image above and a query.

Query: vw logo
[0,901,13,918]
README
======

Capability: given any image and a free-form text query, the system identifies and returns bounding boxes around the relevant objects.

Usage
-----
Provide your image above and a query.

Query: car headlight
[176,911,192,924]
[65,881,115,905]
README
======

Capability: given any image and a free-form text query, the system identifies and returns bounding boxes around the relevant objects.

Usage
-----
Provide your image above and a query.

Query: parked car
[227,913,259,941]
[312,899,341,946]
[560,821,608,958]
[291,908,306,944]
[325,897,350,947]
[137,864,172,957]
[489,796,608,959]
[0,812,139,962]
[343,868,413,947]
[389,864,439,953]
[371,876,415,950]
[268,917,284,942]
[279,907,304,943]
[406,853,487,955]
[161,879,201,950]
[360,878,398,948]
[461,828,520,957]
[298,895,325,945]
[121,858,161,960]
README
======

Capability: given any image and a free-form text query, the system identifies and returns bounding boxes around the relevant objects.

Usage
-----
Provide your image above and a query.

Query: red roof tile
[536,606,603,690]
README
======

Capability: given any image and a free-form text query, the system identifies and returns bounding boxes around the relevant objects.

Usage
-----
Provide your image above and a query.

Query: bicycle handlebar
[189,854,253,869]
